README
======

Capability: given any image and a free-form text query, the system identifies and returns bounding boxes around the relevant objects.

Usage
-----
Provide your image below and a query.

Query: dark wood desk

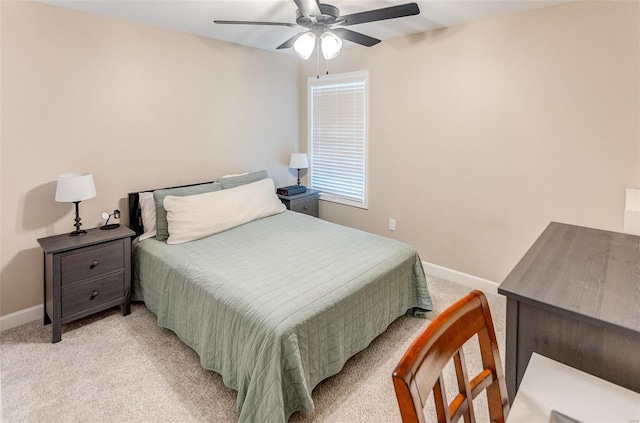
[498,222,640,402]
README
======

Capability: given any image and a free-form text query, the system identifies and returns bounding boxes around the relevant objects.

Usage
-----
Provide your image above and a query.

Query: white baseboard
[0,304,42,332]
[422,261,500,294]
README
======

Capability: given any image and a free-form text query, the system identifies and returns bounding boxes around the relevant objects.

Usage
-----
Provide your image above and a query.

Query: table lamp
[55,172,97,236]
[289,153,308,186]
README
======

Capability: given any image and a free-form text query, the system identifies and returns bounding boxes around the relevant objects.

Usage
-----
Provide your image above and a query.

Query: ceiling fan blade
[294,0,322,19]
[335,3,420,27]
[214,20,300,28]
[276,32,308,49]
[330,28,380,47]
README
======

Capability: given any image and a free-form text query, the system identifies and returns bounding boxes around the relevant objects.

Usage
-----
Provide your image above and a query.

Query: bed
[129,172,433,423]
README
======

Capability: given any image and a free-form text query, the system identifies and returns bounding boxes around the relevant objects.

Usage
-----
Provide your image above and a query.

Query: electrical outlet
[389,218,396,231]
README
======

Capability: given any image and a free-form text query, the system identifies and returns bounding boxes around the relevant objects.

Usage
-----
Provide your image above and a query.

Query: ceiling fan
[214,0,420,60]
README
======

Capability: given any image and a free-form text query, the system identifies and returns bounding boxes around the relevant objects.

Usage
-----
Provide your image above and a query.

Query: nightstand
[37,226,135,343]
[278,189,320,218]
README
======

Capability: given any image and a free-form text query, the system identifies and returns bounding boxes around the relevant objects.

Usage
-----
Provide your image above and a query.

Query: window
[308,71,368,209]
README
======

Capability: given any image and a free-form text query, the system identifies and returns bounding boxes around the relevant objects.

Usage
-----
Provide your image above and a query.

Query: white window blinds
[308,71,368,208]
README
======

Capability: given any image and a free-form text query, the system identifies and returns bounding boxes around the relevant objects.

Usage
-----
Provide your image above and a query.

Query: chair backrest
[392,290,509,423]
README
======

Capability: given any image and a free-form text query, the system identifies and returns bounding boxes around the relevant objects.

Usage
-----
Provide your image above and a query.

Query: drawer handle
[90,291,99,300]
[90,260,99,270]
[303,206,308,211]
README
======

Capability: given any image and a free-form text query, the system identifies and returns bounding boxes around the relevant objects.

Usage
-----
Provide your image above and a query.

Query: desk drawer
[61,242,124,285]
[61,272,124,318]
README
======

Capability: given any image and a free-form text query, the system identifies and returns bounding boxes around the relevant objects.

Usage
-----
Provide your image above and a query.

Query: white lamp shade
[294,32,316,60]
[55,172,97,202]
[321,32,342,60]
[289,153,309,169]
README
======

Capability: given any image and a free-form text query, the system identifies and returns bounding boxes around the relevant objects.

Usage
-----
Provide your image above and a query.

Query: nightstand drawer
[61,242,124,285]
[61,272,124,318]
[277,189,320,218]
[290,197,318,216]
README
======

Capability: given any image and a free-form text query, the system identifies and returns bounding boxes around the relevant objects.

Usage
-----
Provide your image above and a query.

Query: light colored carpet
[0,276,505,422]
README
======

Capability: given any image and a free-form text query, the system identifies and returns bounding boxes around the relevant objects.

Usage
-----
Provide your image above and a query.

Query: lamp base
[100,223,120,231]
[69,201,86,236]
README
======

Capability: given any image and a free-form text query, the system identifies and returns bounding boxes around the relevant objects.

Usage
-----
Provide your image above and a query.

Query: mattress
[132,210,432,422]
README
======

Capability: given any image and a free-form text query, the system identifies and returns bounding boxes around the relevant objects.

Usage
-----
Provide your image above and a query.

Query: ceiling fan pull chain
[316,42,320,79]
[326,58,329,75]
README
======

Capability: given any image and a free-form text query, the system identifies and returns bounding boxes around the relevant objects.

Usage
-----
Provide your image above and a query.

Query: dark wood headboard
[127,181,215,237]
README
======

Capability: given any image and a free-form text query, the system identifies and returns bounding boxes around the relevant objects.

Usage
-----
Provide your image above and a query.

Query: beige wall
[299,1,640,282]
[0,2,300,316]
[2,1,639,318]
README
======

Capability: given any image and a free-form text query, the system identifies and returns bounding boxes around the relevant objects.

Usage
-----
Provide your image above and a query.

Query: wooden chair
[392,290,509,423]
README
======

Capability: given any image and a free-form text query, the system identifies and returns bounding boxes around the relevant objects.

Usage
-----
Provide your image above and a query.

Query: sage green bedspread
[132,211,432,422]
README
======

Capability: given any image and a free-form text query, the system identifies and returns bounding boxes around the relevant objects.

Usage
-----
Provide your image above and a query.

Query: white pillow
[138,192,157,241]
[164,178,286,244]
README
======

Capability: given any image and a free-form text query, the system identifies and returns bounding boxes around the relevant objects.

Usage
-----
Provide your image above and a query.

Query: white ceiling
[40,0,571,53]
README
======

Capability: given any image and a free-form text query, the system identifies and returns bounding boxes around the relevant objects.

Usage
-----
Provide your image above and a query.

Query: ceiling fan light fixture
[320,31,342,60]
[294,32,316,60]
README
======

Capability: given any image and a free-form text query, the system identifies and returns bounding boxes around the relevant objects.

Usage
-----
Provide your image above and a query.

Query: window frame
[307,70,369,210]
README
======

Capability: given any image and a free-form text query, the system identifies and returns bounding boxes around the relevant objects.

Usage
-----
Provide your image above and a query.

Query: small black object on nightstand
[100,210,121,230]
[277,185,306,196]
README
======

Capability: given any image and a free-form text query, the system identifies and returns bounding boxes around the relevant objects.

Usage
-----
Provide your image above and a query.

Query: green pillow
[218,170,268,190]
[154,182,222,241]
